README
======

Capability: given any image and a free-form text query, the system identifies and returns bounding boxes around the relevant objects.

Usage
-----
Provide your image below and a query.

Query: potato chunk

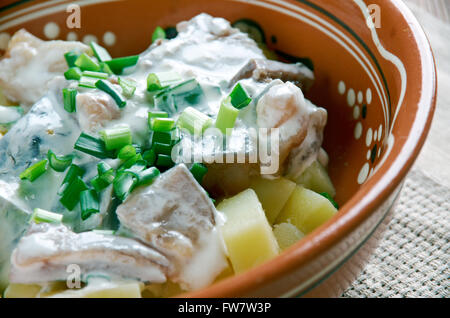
[273,222,305,250]
[217,189,279,273]
[249,176,296,224]
[276,186,337,234]
[294,161,336,197]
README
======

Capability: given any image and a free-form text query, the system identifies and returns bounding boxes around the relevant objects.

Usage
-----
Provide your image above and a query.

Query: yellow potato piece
[141,281,184,298]
[273,222,305,250]
[3,283,42,298]
[294,161,336,197]
[217,189,279,274]
[276,186,337,234]
[249,176,296,224]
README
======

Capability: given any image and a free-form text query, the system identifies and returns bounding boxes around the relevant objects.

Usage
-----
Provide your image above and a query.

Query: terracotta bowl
[0,0,436,297]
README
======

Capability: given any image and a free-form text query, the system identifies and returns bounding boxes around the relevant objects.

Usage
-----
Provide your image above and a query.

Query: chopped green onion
[138,167,160,186]
[74,132,113,159]
[148,111,169,129]
[118,77,137,98]
[152,142,172,156]
[165,26,178,39]
[176,106,212,135]
[119,153,143,171]
[64,51,80,68]
[105,55,139,75]
[320,192,339,209]
[156,154,174,168]
[99,62,113,75]
[113,171,138,201]
[190,163,208,184]
[59,164,85,195]
[93,229,115,235]
[78,76,98,88]
[82,70,109,79]
[91,172,114,192]
[100,126,132,151]
[74,53,101,72]
[19,159,48,182]
[215,96,239,135]
[97,161,113,175]
[150,117,175,132]
[147,72,182,92]
[60,176,88,210]
[229,83,252,109]
[142,149,156,166]
[95,79,126,108]
[152,26,166,43]
[47,150,73,172]
[31,208,63,224]
[80,189,100,220]
[151,131,172,145]
[124,160,147,177]
[90,42,112,62]
[62,88,77,113]
[118,144,136,160]
[64,67,82,80]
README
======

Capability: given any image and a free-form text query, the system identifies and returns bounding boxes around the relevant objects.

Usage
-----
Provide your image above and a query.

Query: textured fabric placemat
[342,170,449,298]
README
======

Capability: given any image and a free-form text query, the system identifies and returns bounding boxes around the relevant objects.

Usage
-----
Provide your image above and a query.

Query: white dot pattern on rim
[44,22,60,39]
[358,162,370,184]
[366,128,373,147]
[353,106,360,119]
[347,88,356,107]
[338,81,346,95]
[83,34,98,44]
[354,122,363,140]
[103,31,116,46]
[366,88,372,104]
[66,32,77,41]
[357,91,363,104]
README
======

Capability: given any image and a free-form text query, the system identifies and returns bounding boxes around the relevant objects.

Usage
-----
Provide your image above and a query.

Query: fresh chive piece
[153,142,172,156]
[91,171,115,192]
[152,26,166,43]
[150,117,175,132]
[90,42,112,62]
[31,208,63,224]
[118,77,137,98]
[142,149,156,166]
[80,189,100,220]
[95,79,126,108]
[320,192,339,209]
[138,167,160,185]
[229,83,252,109]
[59,164,85,195]
[97,161,113,175]
[151,131,172,145]
[100,126,132,151]
[190,163,208,184]
[74,132,113,159]
[19,159,48,182]
[118,144,136,160]
[120,153,143,171]
[82,70,109,79]
[156,154,174,168]
[74,53,101,72]
[99,62,113,75]
[147,72,182,92]
[176,106,212,135]
[113,171,138,201]
[78,76,98,88]
[148,111,169,129]
[62,88,77,113]
[64,51,80,68]
[64,67,82,80]
[47,150,73,172]
[124,160,147,177]
[215,96,239,135]
[104,55,139,75]
[60,176,88,210]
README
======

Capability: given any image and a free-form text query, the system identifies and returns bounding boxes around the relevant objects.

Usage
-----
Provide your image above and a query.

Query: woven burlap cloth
[342,1,449,298]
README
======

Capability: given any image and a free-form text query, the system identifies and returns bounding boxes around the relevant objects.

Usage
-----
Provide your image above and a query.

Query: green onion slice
[113,171,138,201]
[150,117,175,132]
[60,176,88,210]
[215,96,239,135]
[118,144,137,161]
[78,76,98,88]
[147,72,182,92]
[74,53,101,72]
[90,42,112,62]
[229,83,252,109]
[142,149,156,167]
[100,126,132,151]
[62,88,77,113]
[152,26,166,43]
[118,77,137,98]
[190,163,208,184]
[138,167,160,186]
[156,154,174,168]
[64,67,82,81]
[74,132,114,159]
[64,51,80,68]
[176,107,212,135]
[80,189,100,220]
[47,150,73,172]
[95,79,126,108]
[153,142,173,156]
[31,208,63,224]
[19,159,48,182]
[104,55,139,75]
[91,171,115,192]
[59,164,85,195]
[82,70,109,79]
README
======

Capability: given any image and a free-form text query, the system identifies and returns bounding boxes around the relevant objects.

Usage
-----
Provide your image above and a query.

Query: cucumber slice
[232,19,266,44]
